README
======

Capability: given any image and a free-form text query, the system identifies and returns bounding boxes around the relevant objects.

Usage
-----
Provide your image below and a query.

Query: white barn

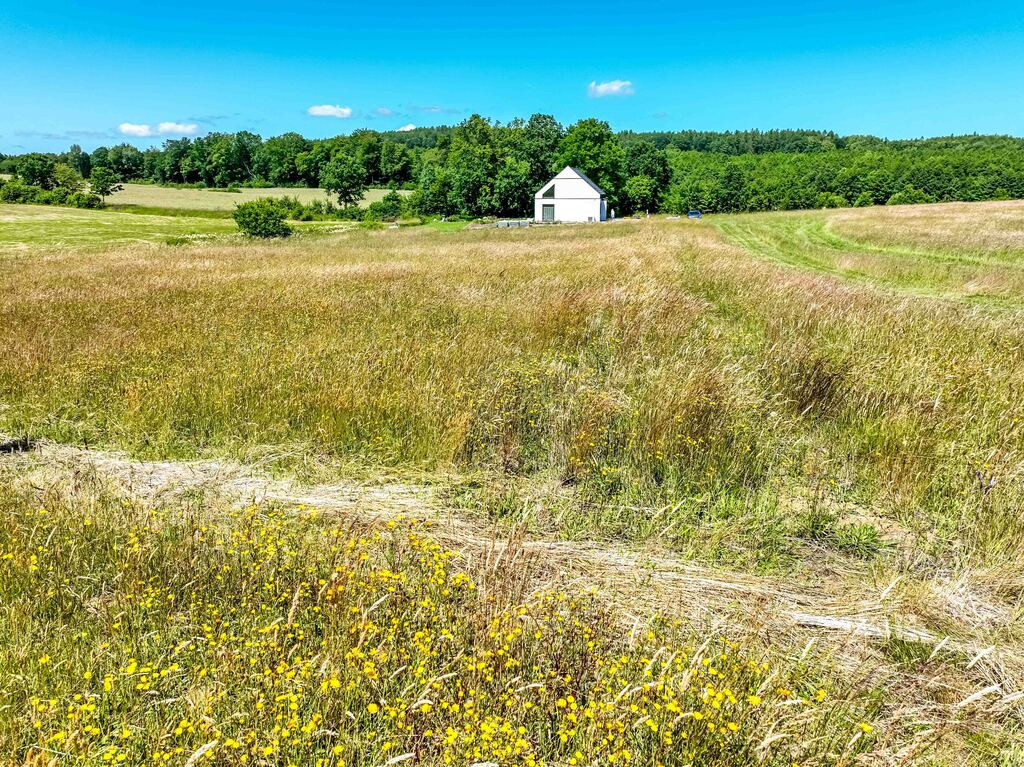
[534,166,607,223]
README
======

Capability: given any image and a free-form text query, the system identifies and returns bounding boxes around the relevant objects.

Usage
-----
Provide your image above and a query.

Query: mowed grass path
[0,203,235,253]
[108,183,405,211]
[714,200,1024,307]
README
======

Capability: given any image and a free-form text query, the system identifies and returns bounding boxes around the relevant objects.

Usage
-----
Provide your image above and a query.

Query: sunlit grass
[1,208,1023,568]
[0,204,235,253]
[0,484,873,767]
[108,184,406,211]
[2,201,1023,765]
[713,201,1024,306]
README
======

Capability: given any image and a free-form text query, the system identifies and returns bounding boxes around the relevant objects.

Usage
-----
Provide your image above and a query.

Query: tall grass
[1,209,1022,566]
[0,480,875,767]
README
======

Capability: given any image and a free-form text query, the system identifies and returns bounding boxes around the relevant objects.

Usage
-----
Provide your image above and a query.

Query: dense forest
[3,116,1024,216]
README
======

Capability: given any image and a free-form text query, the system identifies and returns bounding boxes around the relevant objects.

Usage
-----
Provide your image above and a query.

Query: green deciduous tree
[624,141,670,189]
[105,144,146,180]
[89,167,122,201]
[378,141,412,185]
[255,133,311,186]
[16,153,56,189]
[491,157,533,217]
[53,163,85,193]
[446,115,498,217]
[555,119,625,207]
[622,174,659,214]
[63,144,92,177]
[320,154,368,208]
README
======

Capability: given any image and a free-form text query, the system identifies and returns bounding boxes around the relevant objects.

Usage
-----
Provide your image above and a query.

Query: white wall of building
[533,167,606,223]
[534,196,603,223]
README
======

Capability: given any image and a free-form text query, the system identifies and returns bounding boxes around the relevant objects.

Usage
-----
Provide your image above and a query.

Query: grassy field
[108,183,406,211]
[1,200,1023,765]
[0,204,236,252]
[715,202,1024,307]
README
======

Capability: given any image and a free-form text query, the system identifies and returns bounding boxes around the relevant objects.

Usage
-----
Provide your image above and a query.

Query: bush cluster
[0,178,101,209]
[231,190,415,235]
[232,199,292,238]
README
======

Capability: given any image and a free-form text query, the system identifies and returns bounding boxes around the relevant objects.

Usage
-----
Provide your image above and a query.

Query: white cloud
[118,122,154,137]
[374,107,395,117]
[396,124,416,132]
[307,104,353,118]
[587,79,635,98]
[157,121,198,135]
[118,121,199,137]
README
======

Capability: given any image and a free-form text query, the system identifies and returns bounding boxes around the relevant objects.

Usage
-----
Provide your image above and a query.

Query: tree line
[3,118,1024,216]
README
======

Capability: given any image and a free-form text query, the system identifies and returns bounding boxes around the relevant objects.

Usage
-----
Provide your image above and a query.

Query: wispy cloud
[409,105,461,115]
[374,107,395,117]
[307,104,353,118]
[588,80,635,98]
[118,121,198,137]
[16,129,116,141]
[396,124,416,132]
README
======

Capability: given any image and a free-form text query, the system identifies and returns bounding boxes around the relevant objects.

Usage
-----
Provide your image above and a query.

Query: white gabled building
[534,166,607,223]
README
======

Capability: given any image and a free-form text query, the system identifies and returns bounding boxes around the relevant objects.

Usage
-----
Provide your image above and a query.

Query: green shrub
[365,190,406,221]
[47,187,72,205]
[232,199,292,238]
[853,191,874,207]
[815,192,848,208]
[333,204,366,221]
[886,185,935,206]
[0,179,101,209]
[306,199,339,217]
[0,180,42,204]
[66,192,103,209]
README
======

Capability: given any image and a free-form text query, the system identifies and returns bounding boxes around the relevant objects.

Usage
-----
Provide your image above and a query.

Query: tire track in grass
[713,212,1024,310]
[1,437,1018,663]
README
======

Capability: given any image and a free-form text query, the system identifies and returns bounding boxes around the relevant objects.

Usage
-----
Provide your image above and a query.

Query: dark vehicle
[687,210,702,219]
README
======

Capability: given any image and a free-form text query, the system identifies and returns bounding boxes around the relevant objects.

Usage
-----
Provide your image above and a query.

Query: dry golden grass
[107,184,405,211]
[1,212,1023,564]
[1,202,1023,764]
[830,201,1024,256]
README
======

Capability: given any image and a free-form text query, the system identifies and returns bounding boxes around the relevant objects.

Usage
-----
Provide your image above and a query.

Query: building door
[542,204,555,222]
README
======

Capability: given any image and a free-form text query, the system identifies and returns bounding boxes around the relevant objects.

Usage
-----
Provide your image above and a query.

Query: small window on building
[542,184,555,198]
[542,204,555,222]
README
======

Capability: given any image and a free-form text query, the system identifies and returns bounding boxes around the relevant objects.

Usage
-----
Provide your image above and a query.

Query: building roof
[534,166,605,197]
[567,167,605,195]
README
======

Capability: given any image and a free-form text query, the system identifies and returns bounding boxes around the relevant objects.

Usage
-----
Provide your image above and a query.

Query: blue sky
[3,0,1023,153]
